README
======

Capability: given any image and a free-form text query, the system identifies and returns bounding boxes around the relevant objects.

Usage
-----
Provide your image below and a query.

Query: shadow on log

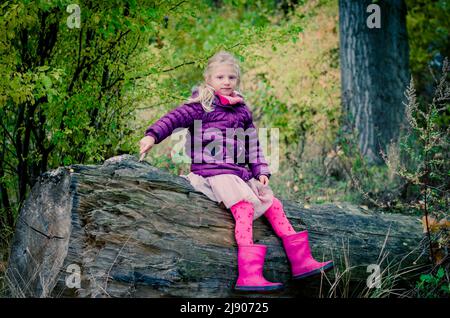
[6,155,429,298]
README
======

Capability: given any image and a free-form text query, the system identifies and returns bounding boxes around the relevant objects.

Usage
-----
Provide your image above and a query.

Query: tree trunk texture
[339,0,410,164]
[6,155,428,298]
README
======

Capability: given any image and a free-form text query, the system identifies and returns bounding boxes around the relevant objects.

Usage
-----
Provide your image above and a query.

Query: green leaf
[441,284,450,294]
[38,65,50,72]
[42,75,52,89]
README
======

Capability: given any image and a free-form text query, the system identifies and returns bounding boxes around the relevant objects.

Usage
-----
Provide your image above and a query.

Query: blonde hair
[187,50,243,112]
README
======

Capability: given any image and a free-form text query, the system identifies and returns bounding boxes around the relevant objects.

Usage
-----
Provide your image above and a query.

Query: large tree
[339,0,410,164]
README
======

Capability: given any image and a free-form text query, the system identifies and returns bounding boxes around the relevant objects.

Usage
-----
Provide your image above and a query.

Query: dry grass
[318,229,430,298]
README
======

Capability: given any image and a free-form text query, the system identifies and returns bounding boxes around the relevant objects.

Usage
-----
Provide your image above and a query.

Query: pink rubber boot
[282,231,334,279]
[235,244,284,291]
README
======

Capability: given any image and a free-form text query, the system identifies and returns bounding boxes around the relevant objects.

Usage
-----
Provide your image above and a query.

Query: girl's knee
[270,197,283,209]
[264,197,284,219]
[230,200,254,220]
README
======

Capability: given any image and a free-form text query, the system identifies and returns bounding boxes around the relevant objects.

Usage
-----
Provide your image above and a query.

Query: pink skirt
[180,172,275,220]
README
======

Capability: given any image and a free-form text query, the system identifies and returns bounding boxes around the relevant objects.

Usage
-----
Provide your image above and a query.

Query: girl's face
[207,64,239,96]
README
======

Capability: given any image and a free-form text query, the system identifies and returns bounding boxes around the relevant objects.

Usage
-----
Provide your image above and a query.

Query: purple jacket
[144,89,271,182]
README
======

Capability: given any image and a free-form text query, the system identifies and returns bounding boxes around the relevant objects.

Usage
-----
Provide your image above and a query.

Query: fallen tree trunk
[6,155,429,298]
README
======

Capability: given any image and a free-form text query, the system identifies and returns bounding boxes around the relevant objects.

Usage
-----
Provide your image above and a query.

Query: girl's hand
[139,135,156,161]
[258,175,269,186]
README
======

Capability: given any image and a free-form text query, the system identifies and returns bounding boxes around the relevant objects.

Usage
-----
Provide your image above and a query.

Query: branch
[68,28,95,94]
[128,60,197,81]
[1,158,17,175]
[169,1,187,11]
[76,28,83,70]
[37,9,59,66]
[85,30,131,70]
[0,120,17,148]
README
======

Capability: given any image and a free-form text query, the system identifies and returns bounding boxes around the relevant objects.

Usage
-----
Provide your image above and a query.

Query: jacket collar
[214,91,244,106]
[190,87,245,107]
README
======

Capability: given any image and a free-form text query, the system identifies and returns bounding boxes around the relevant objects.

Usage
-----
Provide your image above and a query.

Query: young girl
[139,51,333,292]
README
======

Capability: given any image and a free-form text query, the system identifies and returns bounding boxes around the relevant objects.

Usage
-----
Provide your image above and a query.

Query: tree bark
[6,155,428,298]
[339,0,410,164]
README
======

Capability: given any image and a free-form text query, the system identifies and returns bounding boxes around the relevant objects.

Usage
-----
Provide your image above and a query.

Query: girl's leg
[229,200,254,246]
[263,197,296,238]
[265,197,334,279]
[231,200,284,291]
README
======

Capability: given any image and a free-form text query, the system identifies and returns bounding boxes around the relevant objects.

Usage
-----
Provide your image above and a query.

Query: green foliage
[406,0,450,101]
[395,60,449,218]
[0,0,195,240]
[416,267,450,298]
[137,0,309,98]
